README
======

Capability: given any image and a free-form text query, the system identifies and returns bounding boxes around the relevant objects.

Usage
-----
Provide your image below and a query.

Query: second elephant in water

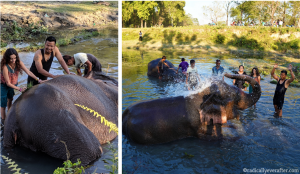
[123,73,261,144]
[147,58,185,81]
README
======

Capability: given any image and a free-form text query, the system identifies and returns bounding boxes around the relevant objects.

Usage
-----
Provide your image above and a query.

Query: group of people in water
[1,36,102,125]
[156,56,295,116]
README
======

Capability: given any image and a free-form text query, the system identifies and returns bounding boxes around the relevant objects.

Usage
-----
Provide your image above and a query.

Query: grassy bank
[123,26,300,56]
[1,29,104,54]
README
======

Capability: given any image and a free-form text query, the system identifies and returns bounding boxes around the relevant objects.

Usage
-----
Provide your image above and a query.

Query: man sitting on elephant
[27,36,72,86]
[63,53,102,77]
[157,56,174,79]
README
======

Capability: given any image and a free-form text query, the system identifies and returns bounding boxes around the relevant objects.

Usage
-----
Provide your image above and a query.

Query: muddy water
[122,50,300,173]
[1,31,118,173]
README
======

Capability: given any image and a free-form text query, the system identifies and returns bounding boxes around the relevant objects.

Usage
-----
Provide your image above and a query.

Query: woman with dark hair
[249,67,261,106]
[233,65,247,90]
[1,48,43,123]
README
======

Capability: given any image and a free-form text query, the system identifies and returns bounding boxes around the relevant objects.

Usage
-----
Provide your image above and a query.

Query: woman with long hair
[1,48,43,123]
[233,65,247,91]
[249,67,261,106]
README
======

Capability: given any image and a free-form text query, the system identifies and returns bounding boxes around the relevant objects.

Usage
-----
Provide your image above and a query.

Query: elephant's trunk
[225,73,261,110]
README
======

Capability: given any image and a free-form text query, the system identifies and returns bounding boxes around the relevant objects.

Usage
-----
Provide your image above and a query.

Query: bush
[215,34,225,44]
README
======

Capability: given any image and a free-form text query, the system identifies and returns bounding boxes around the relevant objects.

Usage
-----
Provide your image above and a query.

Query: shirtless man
[271,64,295,116]
[27,36,71,86]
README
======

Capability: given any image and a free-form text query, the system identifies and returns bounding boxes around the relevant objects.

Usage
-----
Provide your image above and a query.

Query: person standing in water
[1,48,44,124]
[271,64,295,116]
[139,31,143,41]
[27,36,71,86]
[176,58,189,75]
[233,65,247,91]
[212,59,224,80]
[63,53,102,77]
[186,59,200,90]
[249,67,261,106]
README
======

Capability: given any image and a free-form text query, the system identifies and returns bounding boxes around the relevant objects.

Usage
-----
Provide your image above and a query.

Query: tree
[163,1,185,27]
[203,1,225,24]
[133,1,158,28]
[225,1,234,26]
[290,1,300,28]
[122,1,134,28]
[265,1,279,26]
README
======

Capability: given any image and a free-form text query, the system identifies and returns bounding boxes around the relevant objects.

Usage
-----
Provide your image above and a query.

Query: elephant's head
[191,73,261,138]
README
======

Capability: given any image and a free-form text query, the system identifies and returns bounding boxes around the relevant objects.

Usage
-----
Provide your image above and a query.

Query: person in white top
[185,59,200,90]
[279,20,283,27]
[139,31,142,41]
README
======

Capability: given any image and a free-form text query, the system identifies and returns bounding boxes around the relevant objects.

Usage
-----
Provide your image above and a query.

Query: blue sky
[184,1,233,25]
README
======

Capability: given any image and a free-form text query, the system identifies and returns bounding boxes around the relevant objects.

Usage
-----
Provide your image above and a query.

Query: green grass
[122,26,300,53]
[35,1,117,16]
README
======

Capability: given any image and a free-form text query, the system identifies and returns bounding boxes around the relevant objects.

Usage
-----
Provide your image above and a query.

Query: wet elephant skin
[3,73,118,166]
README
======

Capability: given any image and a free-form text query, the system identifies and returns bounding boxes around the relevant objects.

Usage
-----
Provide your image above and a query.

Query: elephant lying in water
[123,73,261,144]
[3,71,118,166]
[147,58,185,81]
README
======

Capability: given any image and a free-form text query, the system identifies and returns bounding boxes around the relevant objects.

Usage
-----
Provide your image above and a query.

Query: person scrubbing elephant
[63,53,102,77]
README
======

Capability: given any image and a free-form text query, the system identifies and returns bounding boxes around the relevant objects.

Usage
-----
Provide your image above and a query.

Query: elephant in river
[122,73,261,144]
[3,71,118,166]
[147,58,185,81]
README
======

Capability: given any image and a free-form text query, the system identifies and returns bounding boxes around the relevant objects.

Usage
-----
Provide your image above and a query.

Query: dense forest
[122,1,300,28]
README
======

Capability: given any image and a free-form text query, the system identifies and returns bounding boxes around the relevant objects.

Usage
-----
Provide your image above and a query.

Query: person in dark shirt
[27,36,71,86]
[157,56,171,79]
[233,65,247,90]
[271,63,295,116]
[63,53,102,77]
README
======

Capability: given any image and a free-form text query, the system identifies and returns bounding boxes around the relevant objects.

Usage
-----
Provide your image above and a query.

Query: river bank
[123,27,300,58]
[1,1,118,46]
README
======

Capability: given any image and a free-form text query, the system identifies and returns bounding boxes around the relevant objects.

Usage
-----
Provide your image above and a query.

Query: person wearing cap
[212,59,224,80]
[63,53,102,77]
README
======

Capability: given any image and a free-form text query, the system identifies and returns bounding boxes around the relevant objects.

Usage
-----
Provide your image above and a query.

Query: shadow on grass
[227,34,265,51]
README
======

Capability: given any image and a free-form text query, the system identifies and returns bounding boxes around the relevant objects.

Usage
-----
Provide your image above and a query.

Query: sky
[184,1,233,25]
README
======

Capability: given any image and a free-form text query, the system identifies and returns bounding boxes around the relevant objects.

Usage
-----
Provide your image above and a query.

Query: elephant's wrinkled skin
[3,72,118,165]
[123,74,261,144]
[147,58,185,81]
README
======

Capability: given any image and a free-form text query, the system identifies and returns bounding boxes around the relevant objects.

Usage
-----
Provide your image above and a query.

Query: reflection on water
[122,50,300,173]
[1,32,118,174]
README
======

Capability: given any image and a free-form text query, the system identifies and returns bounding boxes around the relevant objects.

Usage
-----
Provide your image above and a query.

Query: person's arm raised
[286,64,295,87]
[271,63,280,81]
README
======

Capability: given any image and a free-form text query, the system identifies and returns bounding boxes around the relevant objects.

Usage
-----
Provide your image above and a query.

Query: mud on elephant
[123,73,261,144]
[147,58,185,81]
[3,71,118,166]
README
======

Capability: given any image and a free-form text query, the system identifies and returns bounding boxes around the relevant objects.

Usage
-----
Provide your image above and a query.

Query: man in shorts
[271,63,295,116]
[186,59,200,90]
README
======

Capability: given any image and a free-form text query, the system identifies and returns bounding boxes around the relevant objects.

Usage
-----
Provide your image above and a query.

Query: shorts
[188,82,198,90]
[1,83,16,108]
[273,99,284,110]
